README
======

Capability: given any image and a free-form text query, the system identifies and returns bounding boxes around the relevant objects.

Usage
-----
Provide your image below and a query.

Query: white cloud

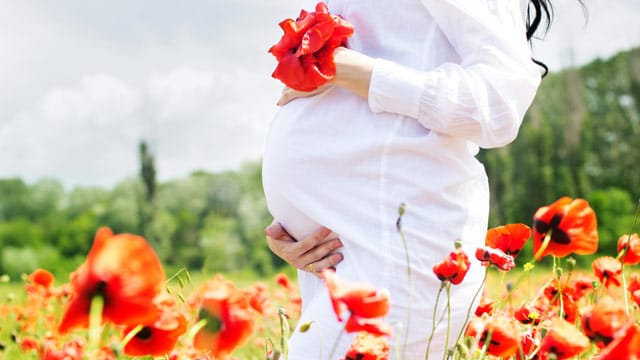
[0,75,142,187]
[532,0,640,70]
[0,0,638,188]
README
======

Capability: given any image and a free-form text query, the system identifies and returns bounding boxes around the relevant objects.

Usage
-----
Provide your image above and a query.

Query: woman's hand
[333,47,374,99]
[276,48,374,106]
[276,84,332,106]
[265,221,344,275]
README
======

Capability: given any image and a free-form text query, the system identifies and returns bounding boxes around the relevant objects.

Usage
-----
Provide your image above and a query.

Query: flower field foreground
[0,195,639,359]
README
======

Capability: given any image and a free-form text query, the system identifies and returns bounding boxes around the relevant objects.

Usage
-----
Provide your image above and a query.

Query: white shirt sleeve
[367,0,541,149]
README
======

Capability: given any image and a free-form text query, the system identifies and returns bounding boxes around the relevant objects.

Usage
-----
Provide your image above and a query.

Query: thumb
[265,222,285,238]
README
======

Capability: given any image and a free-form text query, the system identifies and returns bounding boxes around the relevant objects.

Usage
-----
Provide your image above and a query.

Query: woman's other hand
[265,221,344,275]
[276,48,374,106]
[276,84,332,106]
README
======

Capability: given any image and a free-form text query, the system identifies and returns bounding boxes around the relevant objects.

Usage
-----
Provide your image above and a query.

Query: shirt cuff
[367,58,427,119]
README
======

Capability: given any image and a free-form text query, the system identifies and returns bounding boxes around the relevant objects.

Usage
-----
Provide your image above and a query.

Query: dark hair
[526,0,554,76]
[526,0,587,77]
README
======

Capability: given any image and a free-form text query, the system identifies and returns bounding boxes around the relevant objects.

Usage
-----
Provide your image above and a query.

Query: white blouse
[368,0,539,148]
[262,0,540,358]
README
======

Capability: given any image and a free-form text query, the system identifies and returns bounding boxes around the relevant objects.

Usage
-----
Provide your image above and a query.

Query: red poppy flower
[475,246,515,271]
[274,272,293,290]
[244,282,272,316]
[569,275,595,300]
[20,336,40,352]
[28,268,55,289]
[532,197,598,260]
[192,277,256,359]
[592,256,622,288]
[344,332,390,360]
[321,269,390,322]
[596,321,640,360]
[628,273,640,308]
[123,295,188,357]
[58,227,166,333]
[538,317,589,360]
[516,328,540,360]
[466,316,521,358]
[269,2,354,91]
[560,294,578,323]
[474,290,494,317]
[432,248,471,285]
[32,336,85,360]
[485,223,531,258]
[514,302,543,325]
[617,233,640,265]
[344,315,392,336]
[542,279,573,304]
[580,296,628,348]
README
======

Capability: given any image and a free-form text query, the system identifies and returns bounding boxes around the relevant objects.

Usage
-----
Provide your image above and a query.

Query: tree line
[1,48,638,278]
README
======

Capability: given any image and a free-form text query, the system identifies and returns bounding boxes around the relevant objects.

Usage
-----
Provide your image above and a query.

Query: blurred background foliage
[1,48,639,279]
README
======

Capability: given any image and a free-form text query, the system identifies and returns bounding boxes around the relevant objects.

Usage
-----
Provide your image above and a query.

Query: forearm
[333,47,374,99]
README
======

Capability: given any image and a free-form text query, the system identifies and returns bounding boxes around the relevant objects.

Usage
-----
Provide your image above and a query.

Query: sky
[1,0,639,189]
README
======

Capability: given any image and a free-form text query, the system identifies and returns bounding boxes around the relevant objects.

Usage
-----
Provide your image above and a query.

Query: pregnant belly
[261,89,388,239]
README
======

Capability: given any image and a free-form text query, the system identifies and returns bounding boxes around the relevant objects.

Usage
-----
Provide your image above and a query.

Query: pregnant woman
[262,0,546,358]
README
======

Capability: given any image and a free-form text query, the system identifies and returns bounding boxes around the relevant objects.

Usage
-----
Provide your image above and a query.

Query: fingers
[276,84,331,106]
[265,221,292,241]
[304,250,344,276]
[295,227,332,253]
[264,222,345,273]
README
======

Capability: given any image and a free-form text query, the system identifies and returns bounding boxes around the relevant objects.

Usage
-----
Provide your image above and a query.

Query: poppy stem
[185,319,207,344]
[553,256,565,320]
[620,203,640,315]
[442,283,452,360]
[397,203,413,359]
[533,230,553,262]
[452,268,488,354]
[88,295,104,353]
[477,329,492,359]
[425,282,446,360]
[621,261,630,316]
[278,307,290,360]
[121,325,144,349]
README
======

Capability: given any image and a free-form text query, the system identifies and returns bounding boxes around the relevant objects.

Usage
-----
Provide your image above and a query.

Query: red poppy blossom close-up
[532,197,598,260]
[432,248,471,285]
[344,332,390,360]
[474,290,494,317]
[617,233,640,265]
[596,321,640,359]
[569,275,596,300]
[475,246,515,271]
[269,2,354,91]
[514,302,544,325]
[28,268,55,289]
[538,317,590,359]
[628,273,640,308]
[123,295,188,357]
[466,316,521,358]
[321,269,390,322]
[344,315,392,336]
[192,277,256,359]
[592,256,623,288]
[485,223,531,258]
[58,227,166,333]
[580,296,629,348]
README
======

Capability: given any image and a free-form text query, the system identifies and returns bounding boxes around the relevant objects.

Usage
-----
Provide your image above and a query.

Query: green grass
[0,281,29,359]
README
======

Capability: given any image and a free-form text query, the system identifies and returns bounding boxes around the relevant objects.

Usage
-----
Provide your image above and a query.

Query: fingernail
[334,253,343,262]
[264,224,276,236]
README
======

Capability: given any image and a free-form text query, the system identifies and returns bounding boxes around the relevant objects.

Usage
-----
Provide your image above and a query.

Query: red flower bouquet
[268,2,354,91]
